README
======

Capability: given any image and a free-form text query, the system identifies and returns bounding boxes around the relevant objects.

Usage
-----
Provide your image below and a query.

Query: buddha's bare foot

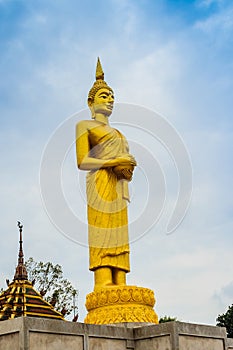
[113,269,126,285]
[94,267,113,289]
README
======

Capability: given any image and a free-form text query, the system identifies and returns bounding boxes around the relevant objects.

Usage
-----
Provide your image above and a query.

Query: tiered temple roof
[0,222,64,321]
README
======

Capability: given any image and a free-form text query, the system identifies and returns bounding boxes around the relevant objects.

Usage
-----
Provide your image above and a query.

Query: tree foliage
[25,257,78,320]
[159,315,177,323]
[216,304,233,338]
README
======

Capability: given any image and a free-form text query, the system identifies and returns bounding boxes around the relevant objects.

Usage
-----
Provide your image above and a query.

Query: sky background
[0,0,233,324]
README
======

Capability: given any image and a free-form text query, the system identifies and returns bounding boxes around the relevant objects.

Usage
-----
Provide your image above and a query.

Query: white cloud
[196,0,223,8]
[213,281,233,313]
[195,6,233,33]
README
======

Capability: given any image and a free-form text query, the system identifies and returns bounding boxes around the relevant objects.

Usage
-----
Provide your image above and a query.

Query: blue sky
[0,0,233,323]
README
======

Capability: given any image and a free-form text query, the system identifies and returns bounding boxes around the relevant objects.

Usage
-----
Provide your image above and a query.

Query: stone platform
[0,316,232,350]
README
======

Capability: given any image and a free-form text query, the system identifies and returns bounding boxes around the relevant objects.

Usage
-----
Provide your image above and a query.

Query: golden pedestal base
[85,286,158,325]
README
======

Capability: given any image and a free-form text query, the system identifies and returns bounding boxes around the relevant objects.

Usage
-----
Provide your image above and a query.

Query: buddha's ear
[88,98,95,119]
[88,98,93,108]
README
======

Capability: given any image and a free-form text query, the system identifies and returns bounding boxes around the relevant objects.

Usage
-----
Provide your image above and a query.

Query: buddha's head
[88,58,114,118]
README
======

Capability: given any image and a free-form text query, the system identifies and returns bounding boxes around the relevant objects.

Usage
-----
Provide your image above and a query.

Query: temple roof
[0,222,64,321]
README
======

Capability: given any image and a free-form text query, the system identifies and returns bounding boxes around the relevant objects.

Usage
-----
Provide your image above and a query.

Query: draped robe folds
[86,122,130,272]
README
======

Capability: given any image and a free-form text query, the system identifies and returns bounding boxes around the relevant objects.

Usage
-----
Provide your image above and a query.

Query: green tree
[216,304,233,338]
[159,315,177,323]
[25,257,78,320]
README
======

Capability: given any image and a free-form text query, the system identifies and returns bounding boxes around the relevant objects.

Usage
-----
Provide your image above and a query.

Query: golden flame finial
[96,57,104,81]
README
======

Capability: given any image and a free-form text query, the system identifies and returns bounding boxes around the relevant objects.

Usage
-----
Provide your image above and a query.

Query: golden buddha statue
[76,58,136,290]
[76,59,158,325]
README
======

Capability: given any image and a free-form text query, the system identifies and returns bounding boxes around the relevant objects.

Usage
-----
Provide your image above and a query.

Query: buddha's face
[90,88,114,117]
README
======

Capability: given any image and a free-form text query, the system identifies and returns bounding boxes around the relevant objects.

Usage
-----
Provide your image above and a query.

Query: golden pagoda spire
[0,222,64,321]
[14,221,28,280]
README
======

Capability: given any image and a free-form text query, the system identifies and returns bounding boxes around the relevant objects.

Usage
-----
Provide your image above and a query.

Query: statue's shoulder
[76,119,95,133]
[77,119,91,127]
[76,119,100,129]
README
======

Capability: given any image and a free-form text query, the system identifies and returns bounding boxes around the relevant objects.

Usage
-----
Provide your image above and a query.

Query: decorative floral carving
[108,290,119,304]
[119,288,131,302]
[132,289,143,303]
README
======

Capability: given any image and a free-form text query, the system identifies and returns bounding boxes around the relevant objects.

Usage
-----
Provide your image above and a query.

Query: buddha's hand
[112,154,137,181]
[115,154,137,167]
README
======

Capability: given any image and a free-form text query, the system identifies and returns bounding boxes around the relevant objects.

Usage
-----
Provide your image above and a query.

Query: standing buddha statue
[76,58,158,325]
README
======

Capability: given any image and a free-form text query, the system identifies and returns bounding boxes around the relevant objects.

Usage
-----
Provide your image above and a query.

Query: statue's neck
[94,113,109,125]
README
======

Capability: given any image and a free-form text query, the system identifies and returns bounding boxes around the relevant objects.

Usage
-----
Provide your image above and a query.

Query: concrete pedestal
[0,317,231,350]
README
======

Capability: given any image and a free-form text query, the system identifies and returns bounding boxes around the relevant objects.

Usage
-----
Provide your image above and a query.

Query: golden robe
[86,122,130,272]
